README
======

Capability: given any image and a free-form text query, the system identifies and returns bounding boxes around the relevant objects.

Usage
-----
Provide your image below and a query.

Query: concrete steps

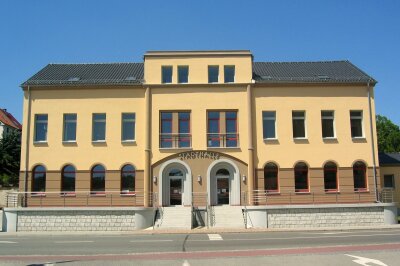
[154,206,192,229]
[210,206,245,228]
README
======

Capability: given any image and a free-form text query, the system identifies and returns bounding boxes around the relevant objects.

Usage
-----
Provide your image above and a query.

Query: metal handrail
[159,133,192,149]
[206,133,239,148]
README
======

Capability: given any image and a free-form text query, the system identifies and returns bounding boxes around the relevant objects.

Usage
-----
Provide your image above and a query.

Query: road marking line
[208,234,223,241]
[182,260,191,266]
[0,241,18,244]
[129,240,173,243]
[345,254,387,266]
[54,241,94,244]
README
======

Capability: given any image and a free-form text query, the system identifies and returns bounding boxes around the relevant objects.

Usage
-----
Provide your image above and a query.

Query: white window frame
[92,113,106,142]
[321,110,336,139]
[383,174,395,189]
[350,110,364,138]
[34,114,48,143]
[292,111,307,139]
[63,113,77,143]
[121,113,136,142]
[262,111,277,140]
[208,65,219,83]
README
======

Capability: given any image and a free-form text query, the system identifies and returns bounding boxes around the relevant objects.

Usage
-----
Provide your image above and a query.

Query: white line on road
[345,254,388,266]
[54,241,94,244]
[129,240,174,243]
[0,241,18,244]
[208,234,223,241]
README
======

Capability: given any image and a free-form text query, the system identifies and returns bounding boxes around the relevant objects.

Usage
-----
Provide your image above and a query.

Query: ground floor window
[353,161,367,191]
[32,165,46,193]
[383,174,395,189]
[324,162,338,192]
[91,164,105,194]
[121,164,135,193]
[264,162,278,192]
[61,165,76,192]
[294,162,309,192]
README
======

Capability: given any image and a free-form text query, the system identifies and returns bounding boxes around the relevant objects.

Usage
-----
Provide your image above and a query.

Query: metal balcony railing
[207,133,239,148]
[159,133,191,149]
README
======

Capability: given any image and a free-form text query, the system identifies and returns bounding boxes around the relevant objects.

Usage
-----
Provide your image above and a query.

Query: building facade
[0,108,21,139]
[18,50,381,208]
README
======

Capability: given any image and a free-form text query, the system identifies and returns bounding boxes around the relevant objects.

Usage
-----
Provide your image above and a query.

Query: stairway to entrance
[209,206,245,228]
[154,206,192,229]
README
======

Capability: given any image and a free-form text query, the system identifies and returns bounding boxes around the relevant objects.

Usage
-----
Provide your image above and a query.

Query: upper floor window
[121,164,135,193]
[207,111,238,148]
[292,111,306,139]
[264,162,278,192]
[383,174,395,188]
[160,111,191,148]
[294,162,309,192]
[353,161,367,191]
[324,162,338,192]
[178,66,189,83]
[63,114,77,142]
[224,65,235,83]
[122,113,135,141]
[350,111,363,138]
[61,165,76,193]
[92,113,106,142]
[162,66,173,84]
[208,66,219,83]
[91,164,105,194]
[263,111,276,139]
[321,111,335,138]
[32,165,46,193]
[34,114,48,142]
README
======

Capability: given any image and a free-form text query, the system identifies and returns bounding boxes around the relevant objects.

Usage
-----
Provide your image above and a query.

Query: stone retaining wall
[17,210,136,232]
[267,206,384,228]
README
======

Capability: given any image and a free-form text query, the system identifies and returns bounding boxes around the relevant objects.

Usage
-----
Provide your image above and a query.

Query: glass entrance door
[217,177,229,205]
[170,178,182,205]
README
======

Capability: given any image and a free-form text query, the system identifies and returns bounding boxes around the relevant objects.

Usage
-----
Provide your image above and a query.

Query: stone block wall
[17,210,136,231]
[267,206,384,228]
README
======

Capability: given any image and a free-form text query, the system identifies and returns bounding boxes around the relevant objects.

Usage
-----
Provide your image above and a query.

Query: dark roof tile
[379,153,400,165]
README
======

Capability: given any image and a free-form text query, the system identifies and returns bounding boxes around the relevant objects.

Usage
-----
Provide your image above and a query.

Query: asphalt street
[0,228,399,265]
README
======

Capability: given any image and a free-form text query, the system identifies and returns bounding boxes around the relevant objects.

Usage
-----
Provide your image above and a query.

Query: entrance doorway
[169,169,183,206]
[216,169,230,205]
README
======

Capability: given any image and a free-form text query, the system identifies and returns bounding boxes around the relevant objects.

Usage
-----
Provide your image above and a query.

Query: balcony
[160,133,192,149]
[207,133,239,148]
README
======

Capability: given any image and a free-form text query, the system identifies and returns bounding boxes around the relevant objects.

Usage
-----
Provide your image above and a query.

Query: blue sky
[1,0,399,125]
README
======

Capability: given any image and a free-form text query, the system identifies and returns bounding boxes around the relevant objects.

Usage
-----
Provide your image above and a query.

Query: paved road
[0,228,400,265]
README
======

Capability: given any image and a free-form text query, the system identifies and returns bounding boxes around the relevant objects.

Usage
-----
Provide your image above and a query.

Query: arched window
[264,163,278,192]
[32,165,46,193]
[216,168,230,176]
[121,164,135,193]
[324,162,338,192]
[353,161,367,191]
[294,162,309,192]
[91,164,105,194]
[61,165,76,192]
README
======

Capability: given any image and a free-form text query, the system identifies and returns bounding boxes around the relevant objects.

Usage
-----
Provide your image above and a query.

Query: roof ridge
[254,60,350,64]
[47,62,142,65]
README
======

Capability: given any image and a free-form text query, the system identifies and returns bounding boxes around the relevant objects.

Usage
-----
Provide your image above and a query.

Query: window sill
[294,190,310,194]
[293,137,308,140]
[60,192,76,197]
[33,141,48,146]
[322,137,337,140]
[266,191,280,195]
[31,193,46,197]
[90,192,106,197]
[92,140,106,143]
[207,146,240,149]
[325,190,340,194]
[159,147,192,150]
[354,189,369,193]
[120,192,136,196]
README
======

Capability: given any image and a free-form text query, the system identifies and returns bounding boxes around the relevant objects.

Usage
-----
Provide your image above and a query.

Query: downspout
[24,86,32,207]
[367,81,378,201]
[144,86,151,207]
[246,84,254,205]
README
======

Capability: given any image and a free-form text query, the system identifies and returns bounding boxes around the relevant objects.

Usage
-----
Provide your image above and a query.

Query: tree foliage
[0,130,21,186]
[376,115,400,153]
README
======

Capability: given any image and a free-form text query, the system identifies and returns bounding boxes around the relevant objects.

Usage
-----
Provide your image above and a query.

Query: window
[208,66,219,83]
[207,111,238,148]
[160,112,191,148]
[122,113,135,141]
[264,163,278,192]
[162,66,172,84]
[121,164,135,193]
[321,111,335,138]
[91,164,105,194]
[178,66,189,83]
[32,165,46,193]
[34,114,48,142]
[63,114,77,142]
[350,111,363,138]
[92,113,106,142]
[61,165,75,192]
[353,161,367,191]
[324,162,338,191]
[224,65,235,83]
[292,111,306,138]
[263,111,276,139]
[294,162,309,192]
[383,174,395,188]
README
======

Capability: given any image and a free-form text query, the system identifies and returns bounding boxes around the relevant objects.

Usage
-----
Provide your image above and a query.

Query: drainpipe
[246,84,254,205]
[144,86,151,207]
[24,86,32,207]
[367,81,378,201]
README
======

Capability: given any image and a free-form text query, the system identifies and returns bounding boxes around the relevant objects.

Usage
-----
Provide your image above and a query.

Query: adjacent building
[0,108,21,139]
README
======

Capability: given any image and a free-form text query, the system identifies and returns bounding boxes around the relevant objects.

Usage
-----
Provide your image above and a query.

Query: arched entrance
[158,159,192,206]
[207,159,241,206]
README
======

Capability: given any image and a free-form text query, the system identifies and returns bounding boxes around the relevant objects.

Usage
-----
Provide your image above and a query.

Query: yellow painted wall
[20,86,146,171]
[253,85,378,169]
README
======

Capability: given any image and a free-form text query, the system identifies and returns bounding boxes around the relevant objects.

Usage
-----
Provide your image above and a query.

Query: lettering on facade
[178,151,220,161]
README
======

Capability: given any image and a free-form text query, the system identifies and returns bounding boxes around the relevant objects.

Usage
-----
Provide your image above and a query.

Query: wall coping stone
[245,203,396,210]
[4,207,154,212]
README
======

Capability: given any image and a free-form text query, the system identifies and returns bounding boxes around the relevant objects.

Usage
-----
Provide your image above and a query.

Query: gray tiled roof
[379,153,400,165]
[22,63,144,86]
[22,60,376,86]
[253,61,376,84]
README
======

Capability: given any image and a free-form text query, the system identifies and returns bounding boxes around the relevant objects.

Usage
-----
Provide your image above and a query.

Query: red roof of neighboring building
[0,109,22,130]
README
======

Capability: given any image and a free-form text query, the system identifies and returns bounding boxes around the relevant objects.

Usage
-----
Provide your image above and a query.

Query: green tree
[376,115,400,152]
[0,130,21,186]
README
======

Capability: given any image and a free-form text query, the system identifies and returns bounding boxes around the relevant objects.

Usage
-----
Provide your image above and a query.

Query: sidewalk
[2,224,400,237]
